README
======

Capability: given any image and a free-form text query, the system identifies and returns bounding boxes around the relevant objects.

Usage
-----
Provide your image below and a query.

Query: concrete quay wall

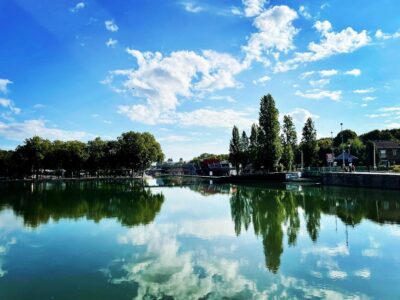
[321,172,400,189]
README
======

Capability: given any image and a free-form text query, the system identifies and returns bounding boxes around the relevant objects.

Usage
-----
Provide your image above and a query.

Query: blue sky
[1,0,400,160]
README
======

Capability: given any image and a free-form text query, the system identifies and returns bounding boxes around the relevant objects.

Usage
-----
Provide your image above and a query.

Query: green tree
[317,138,333,166]
[64,141,89,177]
[229,126,241,174]
[136,132,164,176]
[18,136,52,178]
[86,137,108,176]
[240,131,249,169]
[249,123,261,170]
[281,115,297,171]
[333,129,357,147]
[301,118,318,167]
[259,94,282,172]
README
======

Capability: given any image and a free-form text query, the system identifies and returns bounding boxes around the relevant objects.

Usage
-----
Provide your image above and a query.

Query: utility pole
[341,123,345,169]
[373,142,377,170]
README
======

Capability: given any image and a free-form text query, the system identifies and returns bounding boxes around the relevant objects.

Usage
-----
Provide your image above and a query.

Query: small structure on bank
[334,152,359,166]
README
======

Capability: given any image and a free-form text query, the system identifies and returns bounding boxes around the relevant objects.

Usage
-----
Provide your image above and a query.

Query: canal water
[0,179,399,299]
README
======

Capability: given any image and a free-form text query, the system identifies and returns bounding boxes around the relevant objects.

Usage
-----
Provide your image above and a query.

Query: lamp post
[341,123,345,169]
[331,131,334,167]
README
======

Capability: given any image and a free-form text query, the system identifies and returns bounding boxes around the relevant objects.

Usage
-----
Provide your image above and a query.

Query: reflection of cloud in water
[354,268,371,279]
[302,243,349,257]
[328,270,348,280]
[0,210,22,278]
[105,222,369,299]
[112,223,268,299]
[362,237,381,257]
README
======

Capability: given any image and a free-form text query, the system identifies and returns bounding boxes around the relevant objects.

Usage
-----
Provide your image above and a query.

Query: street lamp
[340,123,345,168]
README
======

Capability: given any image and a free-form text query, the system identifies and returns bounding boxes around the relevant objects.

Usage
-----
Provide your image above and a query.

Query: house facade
[374,140,400,165]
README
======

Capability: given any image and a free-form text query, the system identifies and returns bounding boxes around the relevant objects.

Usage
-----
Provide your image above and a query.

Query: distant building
[374,140,400,165]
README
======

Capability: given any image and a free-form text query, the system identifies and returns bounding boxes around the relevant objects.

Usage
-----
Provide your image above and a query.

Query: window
[380,150,387,158]
[393,149,398,156]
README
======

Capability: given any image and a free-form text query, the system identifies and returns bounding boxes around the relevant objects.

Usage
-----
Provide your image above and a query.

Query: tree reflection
[0,181,164,228]
[229,184,400,273]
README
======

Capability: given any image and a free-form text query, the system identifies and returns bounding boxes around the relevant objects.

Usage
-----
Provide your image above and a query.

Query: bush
[392,165,400,173]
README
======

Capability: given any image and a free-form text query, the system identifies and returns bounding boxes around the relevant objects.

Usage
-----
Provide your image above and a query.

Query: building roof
[374,140,400,149]
[334,152,359,161]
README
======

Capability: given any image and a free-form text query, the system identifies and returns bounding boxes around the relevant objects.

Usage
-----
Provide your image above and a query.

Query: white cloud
[242,0,267,17]
[309,79,330,88]
[105,20,119,32]
[344,69,361,76]
[353,87,375,94]
[328,270,347,280]
[275,21,370,72]
[109,48,247,125]
[299,6,312,20]
[0,119,91,141]
[362,96,376,102]
[252,75,271,85]
[182,2,203,13]
[0,98,21,114]
[319,69,338,77]
[375,29,400,40]
[209,95,236,102]
[243,5,299,65]
[70,2,85,13]
[178,109,255,129]
[353,268,371,279]
[0,79,12,94]
[302,244,349,257]
[295,89,342,101]
[106,38,118,48]
[300,71,315,79]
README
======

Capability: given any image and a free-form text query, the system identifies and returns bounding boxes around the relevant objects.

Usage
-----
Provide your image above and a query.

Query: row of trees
[0,131,164,179]
[229,93,400,171]
[229,94,317,172]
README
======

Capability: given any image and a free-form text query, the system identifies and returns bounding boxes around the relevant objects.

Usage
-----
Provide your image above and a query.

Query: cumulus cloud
[0,79,12,94]
[108,48,248,126]
[106,38,118,48]
[344,69,361,76]
[0,119,91,141]
[353,87,375,94]
[375,29,400,40]
[0,98,21,115]
[105,20,119,32]
[242,0,267,17]
[182,2,203,13]
[243,5,299,65]
[70,2,85,13]
[362,96,376,102]
[275,20,370,72]
[252,75,271,85]
[319,69,338,77]
[299,6,312,20]
[295,89,342,101]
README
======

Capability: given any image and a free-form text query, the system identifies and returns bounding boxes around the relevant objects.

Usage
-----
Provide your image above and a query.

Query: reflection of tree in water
[0,181,164,228]
[229,184,400,273]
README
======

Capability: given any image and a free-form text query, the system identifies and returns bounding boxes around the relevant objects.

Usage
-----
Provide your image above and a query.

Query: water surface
[0,179,399,299]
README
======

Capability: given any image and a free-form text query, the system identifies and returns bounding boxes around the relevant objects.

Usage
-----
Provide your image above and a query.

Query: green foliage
[281,115,297,170]
[240,131,250,168]
[333,129,357,147]
[0,131,164,179]
[249,123,261,169]
[258,94,282,171]
[229,126,241,174]
[317,138,333,166]
[301,118,318,167]
[191,153,229,163]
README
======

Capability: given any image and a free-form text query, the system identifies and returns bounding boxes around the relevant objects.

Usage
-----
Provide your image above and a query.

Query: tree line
[0,131,164,179]
[229,93,400,172]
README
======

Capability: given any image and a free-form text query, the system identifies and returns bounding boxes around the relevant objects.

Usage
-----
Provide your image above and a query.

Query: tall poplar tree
[240,131,250,169]
[259,94,282,172]
[301,117,318,167]
[249,124,261,170]
[229,126,241,174]
[281,115,297,171]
